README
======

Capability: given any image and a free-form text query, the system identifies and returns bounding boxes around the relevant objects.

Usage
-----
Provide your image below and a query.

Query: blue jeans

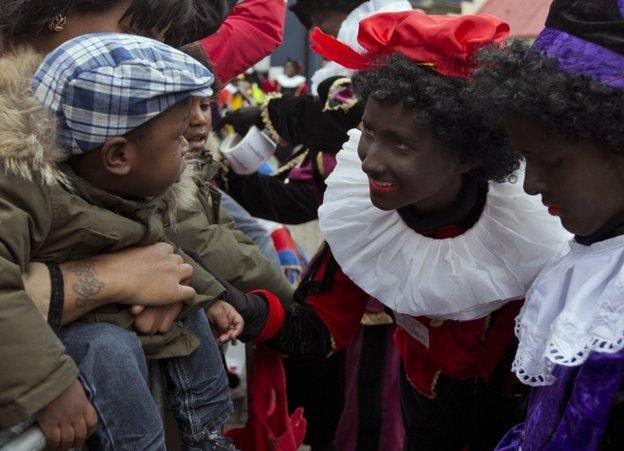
[218,189,282,269]
[60,310,233,451]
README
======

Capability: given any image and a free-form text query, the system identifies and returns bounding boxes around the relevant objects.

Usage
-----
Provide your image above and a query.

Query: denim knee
[61,322,146,373]
[60,322,165,451]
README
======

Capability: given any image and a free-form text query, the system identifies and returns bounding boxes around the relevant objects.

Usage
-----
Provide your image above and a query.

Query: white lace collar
[318,129,571,321]
[513,234,624,386]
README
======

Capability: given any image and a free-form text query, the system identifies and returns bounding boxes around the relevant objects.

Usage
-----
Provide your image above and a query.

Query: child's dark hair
[353,53,520,183]
[179,42,222,98]
[0,0,232,47]
[472,40,624,155]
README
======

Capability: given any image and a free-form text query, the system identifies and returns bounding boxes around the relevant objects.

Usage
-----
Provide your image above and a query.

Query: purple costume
[495,3,624,449]
[498,349,624,450]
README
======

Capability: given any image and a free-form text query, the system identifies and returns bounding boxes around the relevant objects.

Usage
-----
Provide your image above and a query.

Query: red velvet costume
[267,224,521,399]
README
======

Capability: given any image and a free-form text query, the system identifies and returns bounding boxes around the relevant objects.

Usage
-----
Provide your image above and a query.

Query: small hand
[206,300,244,344]
[130,302,184,335]
[36,379,98,451]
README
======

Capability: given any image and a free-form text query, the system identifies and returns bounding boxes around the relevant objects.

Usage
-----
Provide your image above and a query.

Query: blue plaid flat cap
[33,33,214,153]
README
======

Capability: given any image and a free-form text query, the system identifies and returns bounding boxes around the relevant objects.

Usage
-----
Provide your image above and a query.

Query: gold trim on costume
[322,77,359,113]
[275,145,309,177]
[405,370,441,400]
[360,311,394,326]
[480,314,492,342]
[429,319,444,328]
[315,151,326,178]
[327,334,338,357]
[260,93,289,146]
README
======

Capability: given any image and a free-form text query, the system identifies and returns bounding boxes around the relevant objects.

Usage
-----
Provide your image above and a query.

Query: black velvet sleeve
[224,172,321,224]
[266,302,334,356]
[265,77,364,154]
[45,262,64,335]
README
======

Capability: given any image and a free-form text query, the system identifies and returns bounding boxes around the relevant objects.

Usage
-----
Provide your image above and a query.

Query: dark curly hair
[0,0,235,48]
[179,42,221,97]
[352,53,520,183]
[472,40,624,155]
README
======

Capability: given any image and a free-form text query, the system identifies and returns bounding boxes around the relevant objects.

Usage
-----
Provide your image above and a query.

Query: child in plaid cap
[28,33,243,450]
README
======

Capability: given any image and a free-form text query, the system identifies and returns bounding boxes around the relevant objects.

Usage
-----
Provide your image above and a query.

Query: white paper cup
[220,126,276,175]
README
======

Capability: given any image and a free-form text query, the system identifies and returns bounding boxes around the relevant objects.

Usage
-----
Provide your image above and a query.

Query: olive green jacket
[0,47,224,428]
[166,151,294,304]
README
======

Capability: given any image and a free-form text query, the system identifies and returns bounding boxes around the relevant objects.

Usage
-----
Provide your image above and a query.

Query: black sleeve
[45,262,65,335]
[183,249,271,341]
[267,247,337,356]
[224,172,320,224]
[266,302,334,356]
[265,78,363,154]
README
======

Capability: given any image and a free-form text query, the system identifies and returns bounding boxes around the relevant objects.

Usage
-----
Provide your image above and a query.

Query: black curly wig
[472,40,624,155]
[352,53,520,183]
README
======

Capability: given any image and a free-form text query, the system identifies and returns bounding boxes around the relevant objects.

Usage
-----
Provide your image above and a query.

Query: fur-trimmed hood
[0,45,197,220]
[0,45,69,186]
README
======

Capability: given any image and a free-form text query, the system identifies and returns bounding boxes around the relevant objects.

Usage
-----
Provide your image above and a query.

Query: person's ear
[100,136,135,176]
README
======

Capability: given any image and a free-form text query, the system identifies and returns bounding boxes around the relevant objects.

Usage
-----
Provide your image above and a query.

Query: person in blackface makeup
[473,1,624,449]
[215,10,571,451]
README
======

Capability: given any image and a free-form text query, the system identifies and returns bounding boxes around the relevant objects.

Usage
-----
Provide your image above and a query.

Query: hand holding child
[130,302,184,335]
[103,243,196,307]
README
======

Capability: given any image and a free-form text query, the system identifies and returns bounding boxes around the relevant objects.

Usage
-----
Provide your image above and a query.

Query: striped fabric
[33,33,214,154]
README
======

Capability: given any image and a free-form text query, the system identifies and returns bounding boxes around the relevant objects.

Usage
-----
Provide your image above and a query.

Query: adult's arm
[22,243,198,327]
[223,172,321,224]
[0,169,78,429]
[205,246,370,356]
[221,77,363,153]
[198,0,287,84]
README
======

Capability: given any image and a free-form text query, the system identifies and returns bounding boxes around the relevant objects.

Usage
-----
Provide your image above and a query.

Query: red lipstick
[369,178,399,194]
[547,206,562,216]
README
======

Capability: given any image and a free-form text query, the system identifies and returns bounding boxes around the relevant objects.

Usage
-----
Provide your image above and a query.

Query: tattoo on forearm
[68,260,106,307]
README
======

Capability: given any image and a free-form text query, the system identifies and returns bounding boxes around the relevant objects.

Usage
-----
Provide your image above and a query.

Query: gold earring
[48,14,67,32]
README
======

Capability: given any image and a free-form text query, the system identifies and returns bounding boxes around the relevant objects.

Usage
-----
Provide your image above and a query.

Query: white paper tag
[395,314,430,349]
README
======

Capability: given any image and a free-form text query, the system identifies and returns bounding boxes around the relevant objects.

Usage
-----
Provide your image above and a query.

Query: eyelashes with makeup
[393,141,412,152]
[362,128,413,152]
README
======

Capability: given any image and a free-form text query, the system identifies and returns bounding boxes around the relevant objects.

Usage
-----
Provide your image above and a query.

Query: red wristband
[251,290,285,341]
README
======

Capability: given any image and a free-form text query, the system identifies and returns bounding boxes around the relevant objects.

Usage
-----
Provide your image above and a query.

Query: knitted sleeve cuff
[251,289,285,341]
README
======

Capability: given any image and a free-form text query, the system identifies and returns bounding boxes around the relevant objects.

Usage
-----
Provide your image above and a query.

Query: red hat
[310,10,510,78]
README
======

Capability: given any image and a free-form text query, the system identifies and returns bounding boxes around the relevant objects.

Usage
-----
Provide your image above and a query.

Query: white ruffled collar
[513,234,624,386]
[275,74,306,89]
[318,129,570,321]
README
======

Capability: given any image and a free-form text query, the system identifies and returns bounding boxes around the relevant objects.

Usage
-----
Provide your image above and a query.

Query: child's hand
[207,300,244,344]
[130,303,184,335]
[36,379,98,451]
